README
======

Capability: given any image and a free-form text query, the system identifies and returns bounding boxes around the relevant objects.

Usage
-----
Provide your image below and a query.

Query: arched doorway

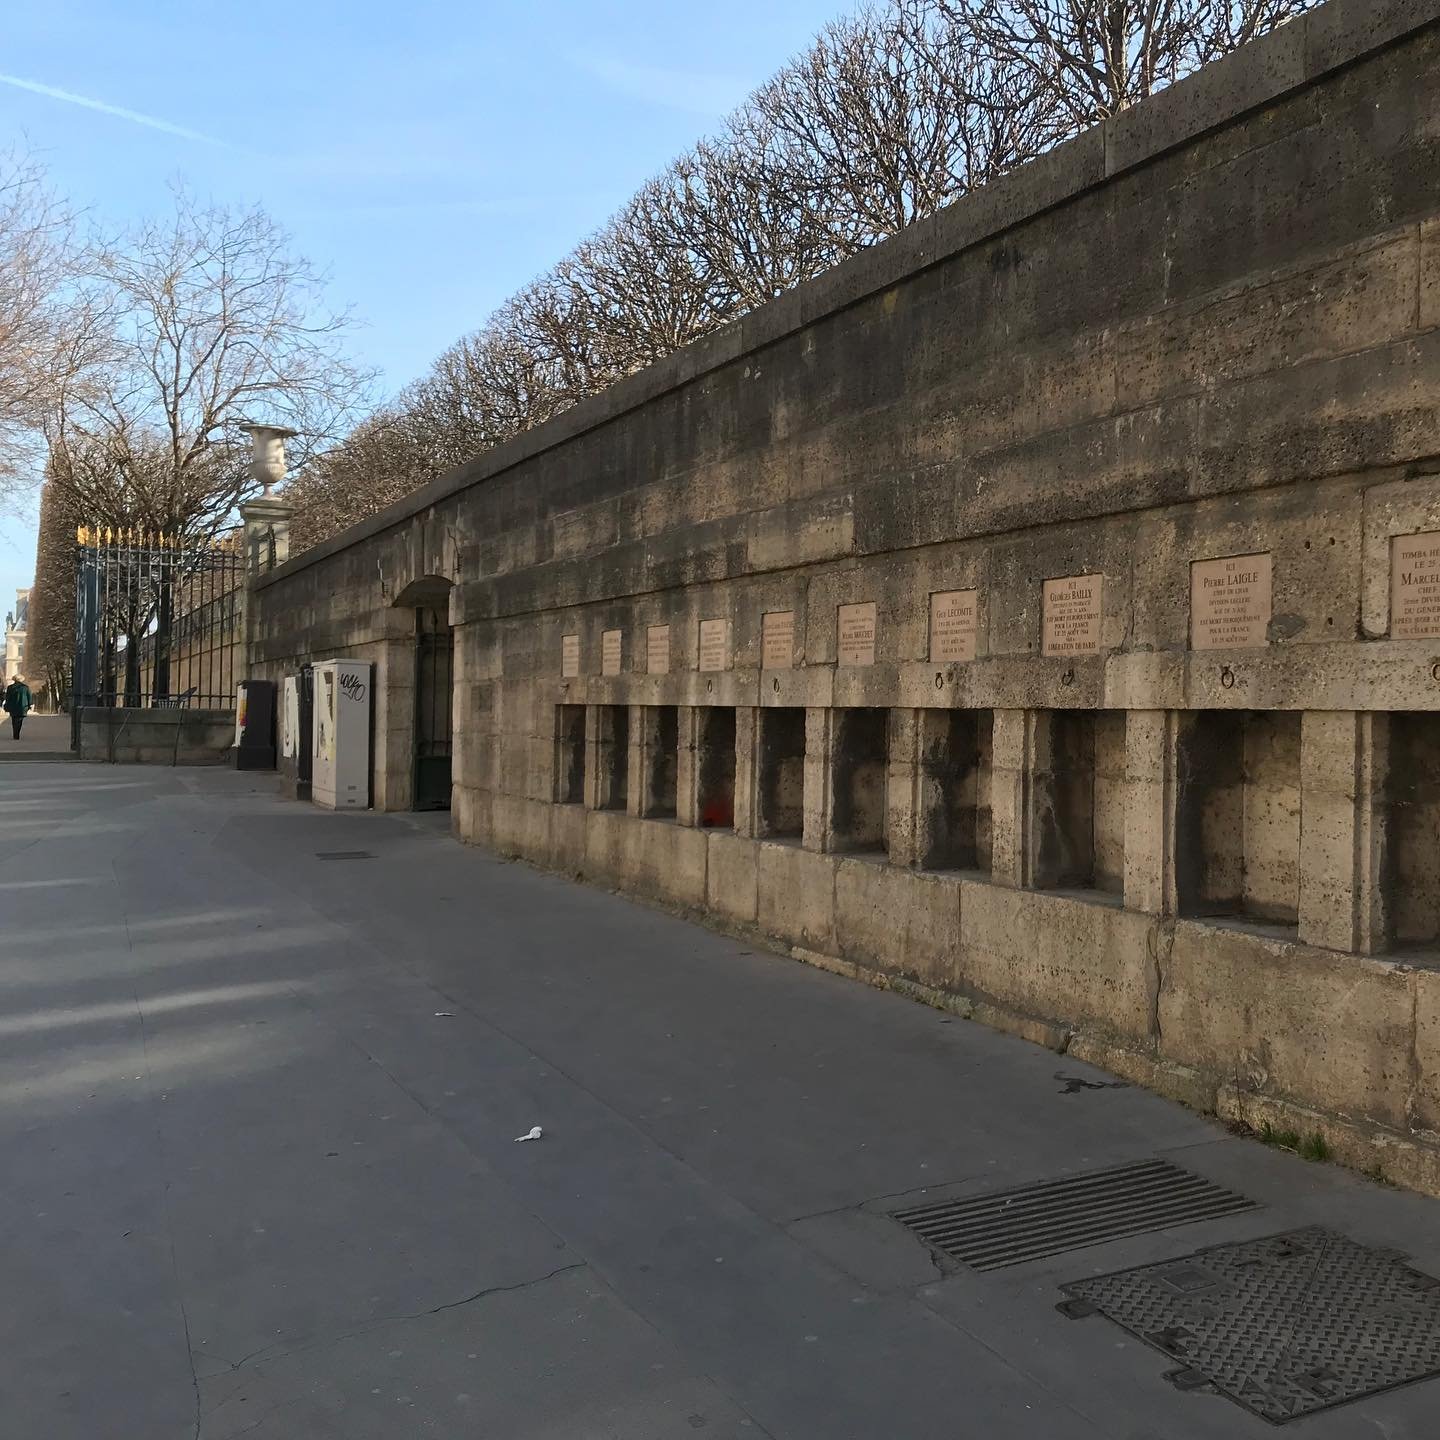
[394,577,454,811]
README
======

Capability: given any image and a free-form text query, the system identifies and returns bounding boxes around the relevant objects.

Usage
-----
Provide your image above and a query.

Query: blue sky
[0,0,851,620]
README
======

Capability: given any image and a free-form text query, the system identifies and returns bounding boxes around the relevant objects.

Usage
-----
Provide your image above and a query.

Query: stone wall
[251,0,1440,1192]
[76,708,236,766]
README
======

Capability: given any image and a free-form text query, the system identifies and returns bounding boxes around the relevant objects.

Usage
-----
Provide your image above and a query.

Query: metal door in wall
[414,606,454,810]
[297,665,314,801]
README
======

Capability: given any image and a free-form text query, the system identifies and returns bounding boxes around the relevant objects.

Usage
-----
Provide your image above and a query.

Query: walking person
[3,673,32,739]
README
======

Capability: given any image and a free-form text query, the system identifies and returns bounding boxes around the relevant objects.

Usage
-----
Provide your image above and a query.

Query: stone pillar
[886,708,921,869]
[239,497,296,576]
[1024,709,1062,890]
[989,709,1030,888]
[583,703,604,810]
[732,706,758,838]
[803,706,833,852]
[1355,713,1392,956]
[372,609,418,813]
[676,706,699,827]
[626,704,645,818]
[1124,710,1178,915]
[1299,711,1389,953]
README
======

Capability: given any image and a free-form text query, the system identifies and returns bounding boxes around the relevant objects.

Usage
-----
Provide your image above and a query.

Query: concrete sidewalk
[0,712,72,760]
[0,763,1436,1439]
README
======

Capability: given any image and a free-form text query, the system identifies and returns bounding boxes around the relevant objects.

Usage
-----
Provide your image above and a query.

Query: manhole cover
[315,850,375,860]
[893,1159,1256,1271]
[1060,1226,1440,1423]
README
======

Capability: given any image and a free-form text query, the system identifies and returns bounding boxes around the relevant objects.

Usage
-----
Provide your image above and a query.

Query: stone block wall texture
[76,708,236,766]
[252,0,1440,1194]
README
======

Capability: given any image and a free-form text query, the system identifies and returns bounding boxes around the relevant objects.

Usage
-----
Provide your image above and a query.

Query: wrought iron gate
[73,527,244,747]
[413,605,453,810]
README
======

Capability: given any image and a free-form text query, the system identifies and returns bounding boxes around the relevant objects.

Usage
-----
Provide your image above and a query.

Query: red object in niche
[701,796,734,828]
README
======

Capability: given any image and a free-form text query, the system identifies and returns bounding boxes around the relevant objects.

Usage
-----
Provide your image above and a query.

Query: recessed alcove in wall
[1032,710,1125,896]
[642,705,679,819]
[831,708,890,855]
[555,705,586,804]
[697,707,737,829]
[758,707,806,839]
[918,708,993,872]
[598,705,629,811]
[1385,712,1440,951]
[1177,710,1301,929]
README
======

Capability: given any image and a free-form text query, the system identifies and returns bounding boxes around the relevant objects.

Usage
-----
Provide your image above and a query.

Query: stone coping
[258,0,1440,590]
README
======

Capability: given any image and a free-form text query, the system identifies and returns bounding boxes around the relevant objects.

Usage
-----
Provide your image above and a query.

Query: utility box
[312,659,371,809]
[232,679,277,771]
[278,671,315,800]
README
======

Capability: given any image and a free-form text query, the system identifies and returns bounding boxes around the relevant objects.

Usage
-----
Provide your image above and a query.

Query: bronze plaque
[762,611,795,670]
[646,625,670,675]
[1191,553,1272,650]
[561,633,580,678]
[601,628,623,675]
[698,618,730,673]
[837,602,877,667]
[929,590,978,663]
[1392,531,1440,639]
[1041,575,1103,657]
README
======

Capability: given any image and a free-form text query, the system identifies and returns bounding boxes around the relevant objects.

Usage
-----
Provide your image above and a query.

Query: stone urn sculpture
[240,423,300,496]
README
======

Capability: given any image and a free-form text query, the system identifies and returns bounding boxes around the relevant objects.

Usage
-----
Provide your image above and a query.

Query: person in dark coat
[3,674,32,739]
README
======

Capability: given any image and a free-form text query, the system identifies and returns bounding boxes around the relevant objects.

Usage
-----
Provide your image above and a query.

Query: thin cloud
[0,73,225,145]
[570,51,745,118]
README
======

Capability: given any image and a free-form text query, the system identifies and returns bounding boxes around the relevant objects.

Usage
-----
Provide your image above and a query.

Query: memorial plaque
[837,602,877,667]
[601,628,623,675]
[646,624,670,674]
[1041,575,1103,657]
[1392,532,1440,639]
[762,610,795,670]
[561,632,580,678]
[1191,553,1272,651]
[929,589,979,663]
[698,618,730,673]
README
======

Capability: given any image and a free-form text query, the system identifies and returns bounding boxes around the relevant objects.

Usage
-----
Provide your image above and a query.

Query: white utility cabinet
[312,659,372,809]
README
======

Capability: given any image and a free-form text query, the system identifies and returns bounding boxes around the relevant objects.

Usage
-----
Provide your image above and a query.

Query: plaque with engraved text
[646,625,670,674]
[601,628,623,675]
[698,618,730,673]
[837,602,877,667]
[762,611,795,670]
[1041,576,1103,657]
[561,633,580,678]
[929,590,978,663]
[1392,532,1440,639]
[1190,553,1273,651]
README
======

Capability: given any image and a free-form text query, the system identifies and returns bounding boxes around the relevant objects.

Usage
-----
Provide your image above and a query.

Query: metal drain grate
[1061,1226,1440,1423]
[315,850,375,860]
[893,1159,1257,1271]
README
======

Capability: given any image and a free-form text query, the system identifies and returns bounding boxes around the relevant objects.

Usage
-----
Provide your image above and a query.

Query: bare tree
[950,0,1320,128]
[752,1,1059,254]
[572,180,729,374]
[25,473,81,709]
[284,410,425,551]
[671,119,843,314]
[45,187,374,539]
[0,151,78,502]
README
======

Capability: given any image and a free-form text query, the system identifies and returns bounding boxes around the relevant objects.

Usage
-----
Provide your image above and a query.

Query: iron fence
[73,528,245,737]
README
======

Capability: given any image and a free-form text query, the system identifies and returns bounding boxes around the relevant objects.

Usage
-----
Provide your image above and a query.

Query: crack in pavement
[200,1259,589,1386]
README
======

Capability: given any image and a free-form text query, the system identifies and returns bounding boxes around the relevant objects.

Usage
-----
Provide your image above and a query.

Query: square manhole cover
[1061,1226,1440,1424]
